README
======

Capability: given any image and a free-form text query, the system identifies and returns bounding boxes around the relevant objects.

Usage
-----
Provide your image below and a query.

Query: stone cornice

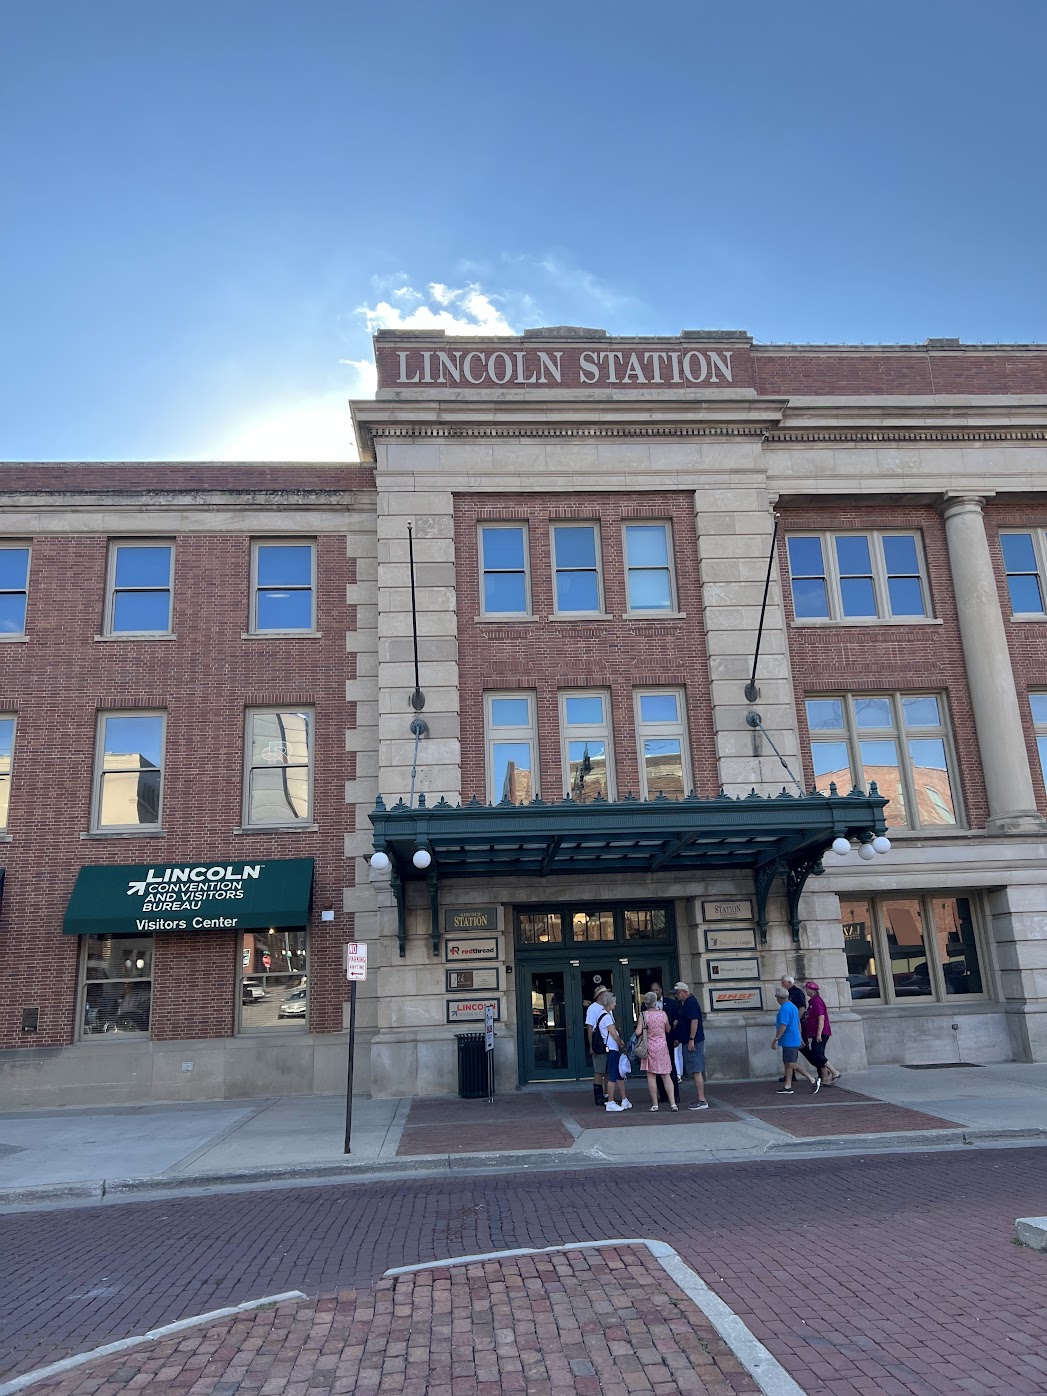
[368,422,769,442]
[767,426,1047,445]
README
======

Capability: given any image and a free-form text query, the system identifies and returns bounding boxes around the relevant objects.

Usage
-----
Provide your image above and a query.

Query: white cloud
[206,360,374,462]
[356,281,516,337]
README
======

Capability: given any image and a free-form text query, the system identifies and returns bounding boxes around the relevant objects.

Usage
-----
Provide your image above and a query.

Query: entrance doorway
[515,902,678,1084]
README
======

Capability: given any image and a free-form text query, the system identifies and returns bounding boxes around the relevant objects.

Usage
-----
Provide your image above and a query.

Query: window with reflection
[252,541,315,632]
[552,524,603,614]
[517,912,563,944]
[624,523,674,612]
[0,715,14,829]
[787,532,928,621]
[572,909,615,942]
[94,712,164,829]
[480,524,530,616]
[560,691,613,802]
[81,934,153,1037]
[1030,694,1047,797]
[635,689,689,800]
[625,908,668,941]
[1001,532,1047,615]
[806,692,960,830]
[0,546,30,635]
[106,542,173,634]
[841,894,985,1005]
[240,929,309,1030]
[245,709,313,825]
[485,692,537,803]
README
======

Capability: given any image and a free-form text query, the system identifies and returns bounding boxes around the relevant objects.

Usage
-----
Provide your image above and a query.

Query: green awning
[63,858,314,936]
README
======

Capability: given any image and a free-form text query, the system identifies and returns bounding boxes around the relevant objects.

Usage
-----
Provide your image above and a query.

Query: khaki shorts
[592,1052,608,1073]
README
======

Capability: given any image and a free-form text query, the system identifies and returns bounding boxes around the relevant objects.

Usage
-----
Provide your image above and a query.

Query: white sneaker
[605,1101,623,1112]
[621,1099,633,1110]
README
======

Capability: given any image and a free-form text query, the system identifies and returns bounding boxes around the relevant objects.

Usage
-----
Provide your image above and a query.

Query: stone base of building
[0,1031,376,1108]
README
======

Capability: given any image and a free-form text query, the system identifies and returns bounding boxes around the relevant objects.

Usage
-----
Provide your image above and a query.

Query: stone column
[939,494,1044,834]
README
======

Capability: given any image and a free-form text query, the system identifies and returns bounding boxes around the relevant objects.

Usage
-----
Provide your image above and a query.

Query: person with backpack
[594,993,631,1113]
[585,988,611,1106]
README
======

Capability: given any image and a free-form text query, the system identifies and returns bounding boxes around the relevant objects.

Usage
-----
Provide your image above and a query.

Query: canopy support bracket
[391,863,406,959]
[428,868,441,956]
[786,855,824,945]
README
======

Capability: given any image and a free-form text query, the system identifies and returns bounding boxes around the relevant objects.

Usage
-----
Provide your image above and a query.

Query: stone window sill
[0,634,29,643]
[1009,614,1047,623]
[81,828,167,839]
[791,617,943,628]
[241,630,322,639]
[0,832,11,842]
[474,616,540,624]
[77,1035,154,1045]
[545,613,614,623]
[621,611,687,621]
[851,998,994,1013]
[94,633,176,642]
[232,823,319,834]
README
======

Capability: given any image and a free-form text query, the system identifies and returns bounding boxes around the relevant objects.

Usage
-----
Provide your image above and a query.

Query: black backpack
[591,1011,610,1054]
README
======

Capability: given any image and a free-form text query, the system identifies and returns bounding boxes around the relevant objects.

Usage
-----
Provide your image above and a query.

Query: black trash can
[456,1032,489,1099]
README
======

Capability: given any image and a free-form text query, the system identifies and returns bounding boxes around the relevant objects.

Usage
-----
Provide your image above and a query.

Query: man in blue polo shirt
[772,985,819,1094]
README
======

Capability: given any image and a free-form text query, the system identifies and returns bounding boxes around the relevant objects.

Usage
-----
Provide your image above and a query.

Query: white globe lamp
[857,842,877,861]
[412,848,433,870]
[871,835,891,855]
[369,851,390,871]
[831,837,851,857]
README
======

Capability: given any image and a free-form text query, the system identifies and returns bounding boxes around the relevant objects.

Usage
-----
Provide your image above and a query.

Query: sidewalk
[2,1062,1047,1209]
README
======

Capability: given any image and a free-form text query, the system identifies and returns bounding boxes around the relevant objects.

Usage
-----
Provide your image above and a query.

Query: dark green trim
[514,900,676,951]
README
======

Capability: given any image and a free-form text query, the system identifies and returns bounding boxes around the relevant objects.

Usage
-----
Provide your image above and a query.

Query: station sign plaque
[445,907,498,932]
[444,936,499,963]
[446,968,499,992]
[705,927,757,952]
[702,898,754,924]
[446,997,501,1024]
[706,956,760,981]
[709,986,764,1012]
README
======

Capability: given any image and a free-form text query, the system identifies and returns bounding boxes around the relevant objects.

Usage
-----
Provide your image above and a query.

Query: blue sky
[2,0,1046,460]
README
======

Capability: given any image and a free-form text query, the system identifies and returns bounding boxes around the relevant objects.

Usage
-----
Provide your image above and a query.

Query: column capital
[936,491,996,519]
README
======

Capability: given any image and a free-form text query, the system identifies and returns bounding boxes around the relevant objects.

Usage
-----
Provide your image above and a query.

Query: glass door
[524,968,571,1079]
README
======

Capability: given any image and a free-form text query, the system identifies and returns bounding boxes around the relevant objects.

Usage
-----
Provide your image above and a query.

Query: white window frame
[484,691,539,804]
[478,522,531,618]
[550,522,605,616]
[806,692,964,831]
[841,893,991,1006]
[559,689,615,801]
[786,531,931,622]
[622,521,677,615]
[633,688,691,800]
[0,543,31,639]
[1000,529,1047,617]
[243,708,315,828]
[104,540,174,636]
[92,710,166,832]
[0,712,16,831]
[250,538,317,634]
[1029,692,1047,794]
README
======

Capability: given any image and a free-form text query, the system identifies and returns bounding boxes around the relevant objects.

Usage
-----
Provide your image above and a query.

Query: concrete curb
[1015,1215,1047,1251]
[2,1126,1045,1211]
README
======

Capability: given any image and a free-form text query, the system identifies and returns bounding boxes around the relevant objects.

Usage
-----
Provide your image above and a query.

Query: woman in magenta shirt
[801,982,841,1086]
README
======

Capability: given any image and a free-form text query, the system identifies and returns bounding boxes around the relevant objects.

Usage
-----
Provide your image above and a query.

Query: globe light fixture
[831,837,851,857]
[412,848,433,870]
[871,835,892,855]
[369,851,390,871]
[857,842,877,861]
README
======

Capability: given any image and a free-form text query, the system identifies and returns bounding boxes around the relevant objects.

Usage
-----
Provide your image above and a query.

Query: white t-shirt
[585,1000,607,1031]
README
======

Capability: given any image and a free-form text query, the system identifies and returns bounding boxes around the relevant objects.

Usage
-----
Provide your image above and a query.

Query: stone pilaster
[988,883,1047,1062]
[939,493,1045,834]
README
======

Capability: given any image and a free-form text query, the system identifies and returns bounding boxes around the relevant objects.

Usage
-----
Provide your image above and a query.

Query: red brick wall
[755,350,1047,397]
[454,493,718,803]
[777,504,989,830]
[984,501,1047,812]
[0,463,374,491]
[0,528,354,1050]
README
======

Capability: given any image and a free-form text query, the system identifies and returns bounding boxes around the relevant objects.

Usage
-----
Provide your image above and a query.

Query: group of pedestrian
[773,975,841,1094]
[586,981,710,1114]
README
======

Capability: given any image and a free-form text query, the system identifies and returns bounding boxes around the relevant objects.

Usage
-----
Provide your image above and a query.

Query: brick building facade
[3,330,1047,1104]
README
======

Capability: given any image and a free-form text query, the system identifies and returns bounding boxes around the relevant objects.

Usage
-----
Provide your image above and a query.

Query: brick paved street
[2,1147,1047,1394]
[25,1245,759,1396]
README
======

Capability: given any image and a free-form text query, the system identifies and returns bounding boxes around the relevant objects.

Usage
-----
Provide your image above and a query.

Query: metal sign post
[484,1003,495,1104]
[344,942,368,1154]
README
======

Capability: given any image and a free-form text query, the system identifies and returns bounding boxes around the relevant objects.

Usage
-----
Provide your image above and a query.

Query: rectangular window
[252,540,316,632]
[806,693,960,830]
[634,688,690,800]
[1030,693,1047,791]
[479,524,530,616]
[560,690,614,802]
[571,909,615,942]
[0,715,14,829]
[1001,532,1047,615]
[518,912,562,945]
[244,709,314,826]
[551,523,603,614]
[623,523,675,612]
[0,545,30,636]
[842,895,986,1005]
[786,532,929,621]
[94,712,165,830]
[240,930,309,1031]
[485,692,537,803]
[106,542,174,634]
[81,934,153,1037]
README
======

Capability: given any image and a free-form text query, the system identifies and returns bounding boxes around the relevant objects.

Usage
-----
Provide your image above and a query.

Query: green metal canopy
[370,785,889,956]
[63,858,315,936]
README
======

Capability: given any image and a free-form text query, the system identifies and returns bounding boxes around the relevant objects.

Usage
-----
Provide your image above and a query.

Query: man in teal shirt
[772,985,819,1094]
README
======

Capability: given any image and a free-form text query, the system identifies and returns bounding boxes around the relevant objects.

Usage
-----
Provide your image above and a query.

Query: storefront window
[240,929,308,1030]
[518,912,563,945]
[842,894,986,1005]
[625,908,668,940]
[572,909,615,942]
[81,934,153,1037]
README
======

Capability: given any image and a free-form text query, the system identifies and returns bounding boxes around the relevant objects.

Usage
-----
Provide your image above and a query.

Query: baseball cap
[804,981,820,992]
[672,981,689,993]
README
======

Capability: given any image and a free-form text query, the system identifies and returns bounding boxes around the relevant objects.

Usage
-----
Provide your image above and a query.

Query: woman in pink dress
[636,991,678,1111]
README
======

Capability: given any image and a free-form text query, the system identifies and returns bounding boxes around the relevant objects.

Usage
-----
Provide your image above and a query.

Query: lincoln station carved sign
[377,341,748,391]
